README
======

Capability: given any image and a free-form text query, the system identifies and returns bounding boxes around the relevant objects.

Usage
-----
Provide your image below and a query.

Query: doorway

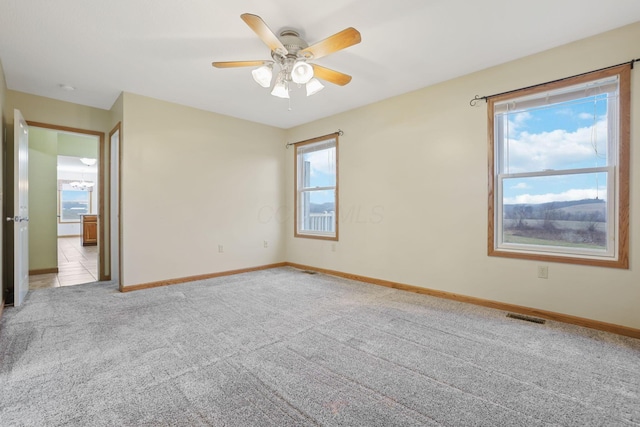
[26,122,108,288]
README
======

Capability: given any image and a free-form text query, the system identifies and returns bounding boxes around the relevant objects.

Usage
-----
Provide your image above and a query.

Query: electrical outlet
[537,266,548,279]
[218,245,224,253]
[263,240,268,248]
[331,243,336,252]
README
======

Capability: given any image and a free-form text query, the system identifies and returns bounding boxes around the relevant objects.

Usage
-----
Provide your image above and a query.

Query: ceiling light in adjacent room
[80,158,97,166]
[70,180,95,190]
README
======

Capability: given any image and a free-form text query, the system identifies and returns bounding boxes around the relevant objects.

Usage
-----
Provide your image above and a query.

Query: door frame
[108,122,122,289]
[26,121,108,281]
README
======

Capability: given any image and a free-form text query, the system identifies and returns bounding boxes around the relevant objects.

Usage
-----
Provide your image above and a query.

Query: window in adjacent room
[294,133,338,240]
[59,188,92,222]
[488,64,630,268]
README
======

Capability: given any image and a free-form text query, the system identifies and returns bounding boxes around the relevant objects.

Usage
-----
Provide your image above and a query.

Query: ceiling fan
[212,13,361,98]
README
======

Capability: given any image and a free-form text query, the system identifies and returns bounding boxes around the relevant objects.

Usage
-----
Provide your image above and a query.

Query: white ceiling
[57,155,98,174]
[1,1,640,129]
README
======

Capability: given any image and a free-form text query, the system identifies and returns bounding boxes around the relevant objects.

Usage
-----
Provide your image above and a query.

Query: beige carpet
[1,267,638,426]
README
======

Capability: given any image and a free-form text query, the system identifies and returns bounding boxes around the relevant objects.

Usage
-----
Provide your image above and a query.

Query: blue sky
[62,189,90,202]
[501,94,610,205]
[302,147,336,205]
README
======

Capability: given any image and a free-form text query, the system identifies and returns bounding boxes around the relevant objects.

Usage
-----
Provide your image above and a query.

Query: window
[294,133,338,240]
[488,65,630,268]
[58,180,93,222]
[59,189,91,222]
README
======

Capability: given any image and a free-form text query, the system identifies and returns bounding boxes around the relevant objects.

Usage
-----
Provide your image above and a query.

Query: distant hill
[556,202,605,214]
[309,202,335,213]
[504,198,605,222]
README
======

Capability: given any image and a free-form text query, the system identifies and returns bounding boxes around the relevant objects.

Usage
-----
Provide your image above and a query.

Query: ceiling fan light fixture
[213,14,360,102]
[291,60,314,84]
[271,73,289,99]
[251,63,273,88]
[306,78,324,96]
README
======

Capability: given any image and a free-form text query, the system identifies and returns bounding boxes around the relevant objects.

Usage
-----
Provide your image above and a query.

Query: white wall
[0,59,6,298]
[284,22,640,329]
[120,93,287,286]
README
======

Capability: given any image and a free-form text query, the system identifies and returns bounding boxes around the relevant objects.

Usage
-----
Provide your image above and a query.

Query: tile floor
[29,236,98,289]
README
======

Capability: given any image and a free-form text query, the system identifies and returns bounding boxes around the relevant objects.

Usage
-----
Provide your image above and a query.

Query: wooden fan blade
[300,28,361,60]
[240,13,288,55]
[212,60,268,68]
[311,64,352,86]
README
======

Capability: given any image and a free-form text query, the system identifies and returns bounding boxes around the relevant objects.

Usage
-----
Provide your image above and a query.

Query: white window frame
[488,65,630,268]
[294,133,339,240]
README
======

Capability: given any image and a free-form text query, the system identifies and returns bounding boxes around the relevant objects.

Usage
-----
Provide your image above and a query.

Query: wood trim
[108,122,122,285]
[26,121,109,279]
[121,262,287,292]
[289,131,340,147]
[98,130,107,280]
[111,122,124,291]
[487,64,630,269]
[294,234,339,242]
[285,262,640,340]
[617,65,631,268]
[117,261,639,339]
[29,268,59,275]
[25,121,103,138]
[487,91,496,258]
[0,297,4,321]
[294,135,298,239]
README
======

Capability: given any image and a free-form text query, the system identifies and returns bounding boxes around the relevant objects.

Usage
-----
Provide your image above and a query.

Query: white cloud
[511,182,530,189]
[304,148,336,176]
[555,108,573,116]
[578,112,594,120]
[507,112,532,132]
[505,118,607,173]
[504,188,606,204]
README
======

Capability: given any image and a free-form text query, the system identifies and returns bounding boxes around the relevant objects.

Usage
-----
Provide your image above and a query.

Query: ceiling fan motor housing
[272,30,308,63]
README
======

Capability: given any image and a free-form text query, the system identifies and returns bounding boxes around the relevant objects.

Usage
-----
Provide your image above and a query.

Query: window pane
[502,173,608,250]
[61,190,89,221]
[300,146,336,188]
[498,94,613,174]
[299,189,336,233]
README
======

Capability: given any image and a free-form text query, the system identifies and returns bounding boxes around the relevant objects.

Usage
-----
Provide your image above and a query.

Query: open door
[8,110,29,306]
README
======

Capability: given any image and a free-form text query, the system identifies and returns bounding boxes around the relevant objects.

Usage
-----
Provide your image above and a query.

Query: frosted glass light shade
[271,79,289,99]
[251,64,273,88]
[291,61,314,84]
[306,78,324,96]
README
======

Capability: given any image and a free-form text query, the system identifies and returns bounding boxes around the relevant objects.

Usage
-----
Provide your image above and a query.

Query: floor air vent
[506,313,546,324]
[302,270,318,275]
